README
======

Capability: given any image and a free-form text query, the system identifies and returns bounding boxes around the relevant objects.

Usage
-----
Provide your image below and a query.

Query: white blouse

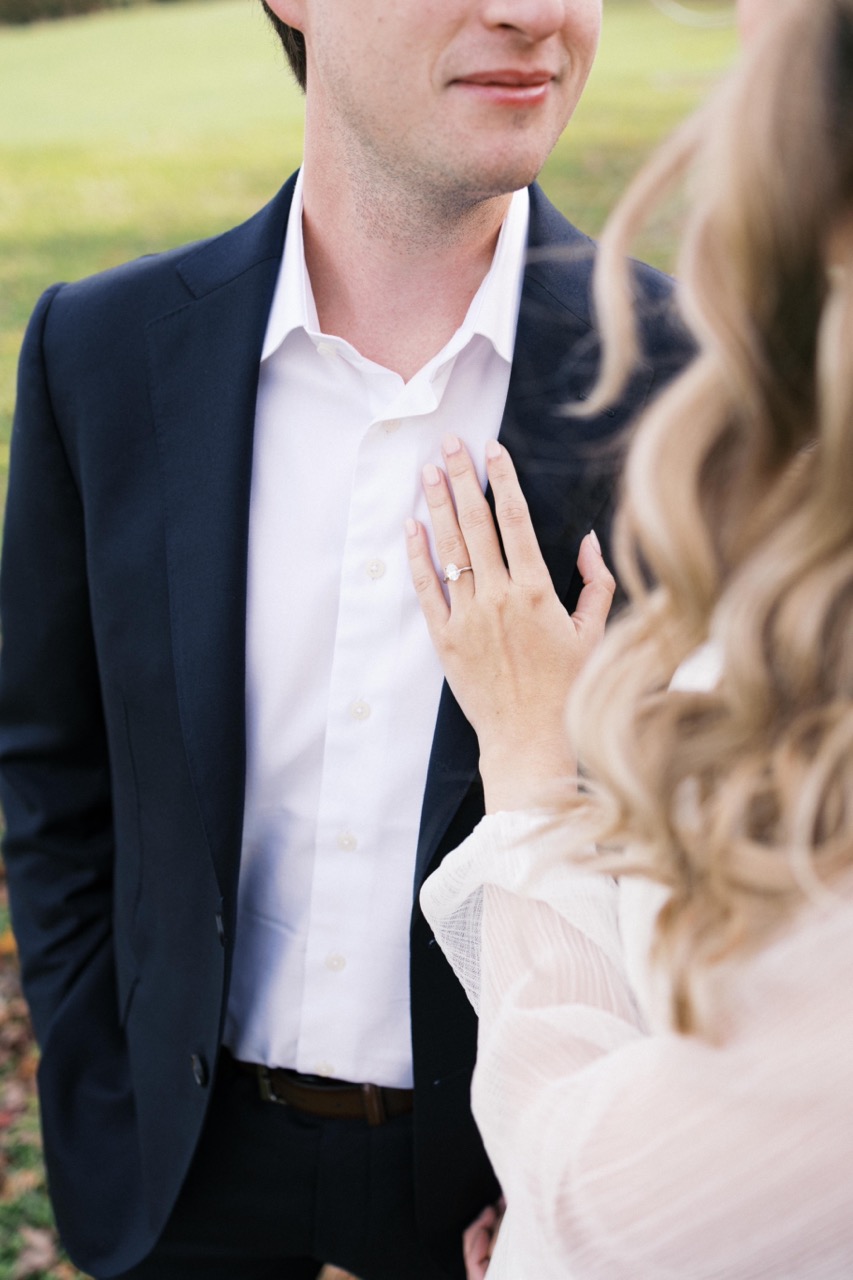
[420,809,853,1279]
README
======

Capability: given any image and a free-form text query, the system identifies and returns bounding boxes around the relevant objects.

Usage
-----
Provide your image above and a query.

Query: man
[0,1,687,1277]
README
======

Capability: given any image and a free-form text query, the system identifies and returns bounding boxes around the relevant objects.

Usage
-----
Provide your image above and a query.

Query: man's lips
[458,69,555,87]
[451,69,555,106]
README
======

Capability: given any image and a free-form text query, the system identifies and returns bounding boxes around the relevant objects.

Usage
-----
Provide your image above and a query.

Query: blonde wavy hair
[567,0,853,1033]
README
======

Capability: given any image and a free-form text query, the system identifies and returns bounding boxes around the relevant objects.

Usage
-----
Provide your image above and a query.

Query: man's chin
[468,141,558,200]
[442,156,548,207]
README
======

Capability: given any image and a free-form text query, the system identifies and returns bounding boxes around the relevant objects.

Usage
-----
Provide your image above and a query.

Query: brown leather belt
[229,1054,414,1127]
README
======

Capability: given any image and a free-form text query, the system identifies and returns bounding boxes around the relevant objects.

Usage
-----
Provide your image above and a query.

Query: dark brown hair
[262,4,307,91]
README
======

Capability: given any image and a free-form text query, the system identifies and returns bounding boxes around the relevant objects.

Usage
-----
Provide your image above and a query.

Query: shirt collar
[464,184,529,365]
[260,168,529,368]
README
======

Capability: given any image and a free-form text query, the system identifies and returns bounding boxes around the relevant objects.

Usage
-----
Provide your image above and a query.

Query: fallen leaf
[11,1225,59,1278]
[2,1079,29,1112]
[4,1167,42,1198]
[18,1051,39,1081]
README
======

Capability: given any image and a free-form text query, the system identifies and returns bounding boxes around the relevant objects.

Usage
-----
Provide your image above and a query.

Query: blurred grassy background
[0,0,737,506]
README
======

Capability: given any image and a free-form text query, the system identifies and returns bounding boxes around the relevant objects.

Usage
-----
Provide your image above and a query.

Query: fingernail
[405,518,418,537]
[485,439,502,460]
[423,463,442,486]
[442,433,461,455]
[589,529,601,554]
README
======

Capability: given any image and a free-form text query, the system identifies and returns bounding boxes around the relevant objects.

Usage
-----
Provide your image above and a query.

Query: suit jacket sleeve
[0,284,117,1048]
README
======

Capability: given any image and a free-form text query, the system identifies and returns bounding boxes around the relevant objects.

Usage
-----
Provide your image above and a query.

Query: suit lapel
[145,179,295,894]
[413,186,652,890]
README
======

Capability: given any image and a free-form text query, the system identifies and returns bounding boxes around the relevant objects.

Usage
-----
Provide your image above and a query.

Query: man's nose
[480,0,569,43]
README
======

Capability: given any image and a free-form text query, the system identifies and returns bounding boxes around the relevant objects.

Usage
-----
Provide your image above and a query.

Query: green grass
[0,0,737,502]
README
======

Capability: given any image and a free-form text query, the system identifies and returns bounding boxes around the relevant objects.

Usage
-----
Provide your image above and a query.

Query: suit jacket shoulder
[37,175,297,381]
[524,182,689,373]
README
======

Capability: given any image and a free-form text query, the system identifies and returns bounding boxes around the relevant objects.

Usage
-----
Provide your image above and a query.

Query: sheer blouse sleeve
[420,813,853,1279]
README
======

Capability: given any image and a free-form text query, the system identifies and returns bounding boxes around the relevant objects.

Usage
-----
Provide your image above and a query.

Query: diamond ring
[443,563,474,583]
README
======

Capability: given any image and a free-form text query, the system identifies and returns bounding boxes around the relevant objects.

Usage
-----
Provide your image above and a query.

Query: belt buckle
[361,1083,386,1127]
[257,1064,287,1106]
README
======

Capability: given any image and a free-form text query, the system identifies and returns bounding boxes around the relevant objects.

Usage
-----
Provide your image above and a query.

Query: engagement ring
[443,563,474,583]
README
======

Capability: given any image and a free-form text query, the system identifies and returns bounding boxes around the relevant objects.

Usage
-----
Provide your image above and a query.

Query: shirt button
[383,418,402,434]
[316,341,337,359]
[325,953,347,973]
[337,832,358,852]
[316,1062,335,1077]
[350,699,371,721]
[366,558,386,580]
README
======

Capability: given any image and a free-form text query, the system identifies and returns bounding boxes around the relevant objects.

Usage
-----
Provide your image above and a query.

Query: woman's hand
[463,1199,506,1280]
[406,435,615,813]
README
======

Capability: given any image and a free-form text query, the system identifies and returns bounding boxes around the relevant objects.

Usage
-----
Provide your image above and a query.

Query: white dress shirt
[223,170,530,1087]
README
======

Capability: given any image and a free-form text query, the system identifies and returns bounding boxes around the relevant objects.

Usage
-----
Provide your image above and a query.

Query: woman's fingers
[421,437,546,596]
[484,440,548,584]
[463,1204,500,1280]
[440,435,503,582]
[571,531,616,643]
[405,517,450,638]
[413,442,614,651]
[422,460,475,596]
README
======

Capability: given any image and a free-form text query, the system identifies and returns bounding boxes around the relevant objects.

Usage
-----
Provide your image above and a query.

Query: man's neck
[301,163,513,382]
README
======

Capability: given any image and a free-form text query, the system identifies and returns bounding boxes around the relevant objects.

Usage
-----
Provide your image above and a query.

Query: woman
[407,0,853,1275]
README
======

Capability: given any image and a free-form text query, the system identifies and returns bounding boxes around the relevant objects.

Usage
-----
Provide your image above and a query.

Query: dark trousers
[114,1054,454,1280]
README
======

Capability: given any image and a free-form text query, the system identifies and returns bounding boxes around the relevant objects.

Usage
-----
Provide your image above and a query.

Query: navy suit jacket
[0,175,688,1278]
